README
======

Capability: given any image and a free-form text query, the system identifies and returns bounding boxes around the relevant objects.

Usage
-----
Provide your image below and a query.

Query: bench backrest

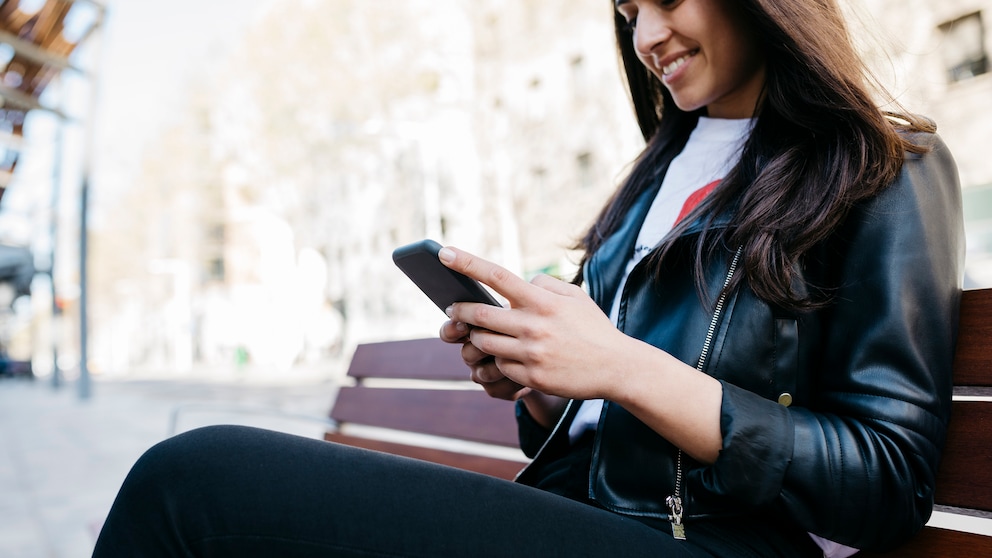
[326,337,524,478]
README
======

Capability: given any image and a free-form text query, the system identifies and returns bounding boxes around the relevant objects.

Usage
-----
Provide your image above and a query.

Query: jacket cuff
[515,399,552,458]
[696,381,795,506]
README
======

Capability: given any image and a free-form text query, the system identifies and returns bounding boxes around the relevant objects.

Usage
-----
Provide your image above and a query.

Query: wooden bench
[327,288,992,554]
[324,337,527,479]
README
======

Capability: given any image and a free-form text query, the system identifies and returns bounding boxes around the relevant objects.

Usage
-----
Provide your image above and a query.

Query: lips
[659,49,699,78]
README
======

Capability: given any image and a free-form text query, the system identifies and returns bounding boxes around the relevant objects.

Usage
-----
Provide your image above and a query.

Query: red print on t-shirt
[676,180,720,223]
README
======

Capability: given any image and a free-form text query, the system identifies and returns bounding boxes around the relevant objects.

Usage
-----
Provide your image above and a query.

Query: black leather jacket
[515,134,964,551]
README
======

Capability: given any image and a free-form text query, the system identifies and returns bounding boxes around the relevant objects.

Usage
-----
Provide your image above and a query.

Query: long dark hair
[574,0,935,311]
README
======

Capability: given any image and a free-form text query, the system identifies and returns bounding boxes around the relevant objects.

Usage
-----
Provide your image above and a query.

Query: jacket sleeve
[699,136,964,551]
[515,399,554,458]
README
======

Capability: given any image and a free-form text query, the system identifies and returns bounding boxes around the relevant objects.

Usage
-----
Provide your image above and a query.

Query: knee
[97,427,260,550]
[142,424,244,465]
[154,424,258,459]
[120,425,251,496]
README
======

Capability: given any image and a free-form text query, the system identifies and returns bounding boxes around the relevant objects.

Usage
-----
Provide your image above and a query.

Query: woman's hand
[439,319,529,401]
[437,246,629,402]
[436,245,724,462]
[439,309,568,429]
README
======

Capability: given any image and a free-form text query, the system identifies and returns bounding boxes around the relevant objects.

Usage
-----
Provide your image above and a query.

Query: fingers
[460,340,492,367]
[471,364,527,400]
[438,246,534,307]
[461,345,527,401]
[439,320,470,343]
[469,360,503,384]
[466,326,524,362]
[468,350,527,399]
[530,273,582,297]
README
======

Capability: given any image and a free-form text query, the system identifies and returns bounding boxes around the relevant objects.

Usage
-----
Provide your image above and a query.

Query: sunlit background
[1,2,991,554]
[1,0,991,386]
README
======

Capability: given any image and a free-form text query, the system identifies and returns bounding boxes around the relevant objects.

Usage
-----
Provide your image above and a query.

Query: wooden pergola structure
[0,0,103,197]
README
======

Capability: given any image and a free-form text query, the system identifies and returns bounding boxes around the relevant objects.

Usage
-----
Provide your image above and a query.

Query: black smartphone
[392,239,500,313]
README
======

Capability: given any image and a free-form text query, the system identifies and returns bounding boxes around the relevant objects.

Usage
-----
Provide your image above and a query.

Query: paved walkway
[0,373,340,558]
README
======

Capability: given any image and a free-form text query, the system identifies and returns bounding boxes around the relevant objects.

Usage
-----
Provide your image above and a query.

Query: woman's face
[616,0,766,119]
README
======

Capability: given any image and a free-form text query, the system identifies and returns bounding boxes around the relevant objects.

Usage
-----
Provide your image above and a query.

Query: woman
[93,0,963,556]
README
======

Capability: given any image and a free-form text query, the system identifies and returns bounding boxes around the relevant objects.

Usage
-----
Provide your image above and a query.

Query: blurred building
[83,0,992,378]
[84,0,642,376]
[858,0,992,284]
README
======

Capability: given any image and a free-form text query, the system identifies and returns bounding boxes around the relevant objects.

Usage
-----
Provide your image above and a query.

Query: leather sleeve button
[777,393,793,407]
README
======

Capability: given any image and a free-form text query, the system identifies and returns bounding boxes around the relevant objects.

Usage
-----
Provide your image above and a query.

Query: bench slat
[858,525,992,557]
[346,338,468,381]
[324,432,524,480]
[330,386,519,447]
[953,289,992,387]
[935,400,992,512]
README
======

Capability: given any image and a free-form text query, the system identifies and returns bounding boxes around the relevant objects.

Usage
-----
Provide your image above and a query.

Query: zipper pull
[666,495,686,540]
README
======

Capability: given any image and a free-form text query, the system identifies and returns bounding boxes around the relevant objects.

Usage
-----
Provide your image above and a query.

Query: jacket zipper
[668,246,742,541]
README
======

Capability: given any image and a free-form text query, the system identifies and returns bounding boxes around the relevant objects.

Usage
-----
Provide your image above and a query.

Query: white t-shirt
[568,116,753,442]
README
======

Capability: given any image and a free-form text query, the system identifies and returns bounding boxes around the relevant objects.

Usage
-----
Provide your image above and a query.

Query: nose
[632,8,672,67]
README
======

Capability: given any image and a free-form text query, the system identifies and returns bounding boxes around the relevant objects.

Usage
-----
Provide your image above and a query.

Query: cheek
[718,30,764,81]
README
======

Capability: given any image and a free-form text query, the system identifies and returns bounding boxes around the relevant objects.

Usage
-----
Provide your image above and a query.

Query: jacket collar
[584,187,735,313]
[585,186,658,312]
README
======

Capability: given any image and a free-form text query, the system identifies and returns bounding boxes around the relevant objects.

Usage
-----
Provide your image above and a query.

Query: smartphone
[392,239,500,313]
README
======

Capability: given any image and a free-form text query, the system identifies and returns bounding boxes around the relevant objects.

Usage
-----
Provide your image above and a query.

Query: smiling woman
[91,0,963,556]
[615,0,766,118]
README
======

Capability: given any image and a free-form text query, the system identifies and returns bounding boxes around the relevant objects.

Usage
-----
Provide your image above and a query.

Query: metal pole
[78,176,90,399]
[77,6,107,400]
[50,76,64,389]
[49,274,61,388]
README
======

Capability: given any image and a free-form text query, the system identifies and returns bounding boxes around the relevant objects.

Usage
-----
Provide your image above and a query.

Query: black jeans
[92,426,820,557]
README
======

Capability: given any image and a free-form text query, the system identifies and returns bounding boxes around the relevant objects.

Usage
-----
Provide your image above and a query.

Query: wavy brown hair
[574,0,935,311]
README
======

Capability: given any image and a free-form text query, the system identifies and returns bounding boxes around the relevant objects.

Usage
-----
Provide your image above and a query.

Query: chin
[671,98,706,114]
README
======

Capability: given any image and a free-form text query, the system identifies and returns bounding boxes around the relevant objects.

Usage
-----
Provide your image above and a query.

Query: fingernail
[438,247,455,264]
[454,321,468,333]
[445,305,454,318]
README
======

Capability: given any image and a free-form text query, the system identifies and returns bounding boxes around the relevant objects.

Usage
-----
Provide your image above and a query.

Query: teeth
[661,54,689,76]
[662,55,690,76]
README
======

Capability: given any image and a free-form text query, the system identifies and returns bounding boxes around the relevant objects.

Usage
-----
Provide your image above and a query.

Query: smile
[661,51,698,76]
